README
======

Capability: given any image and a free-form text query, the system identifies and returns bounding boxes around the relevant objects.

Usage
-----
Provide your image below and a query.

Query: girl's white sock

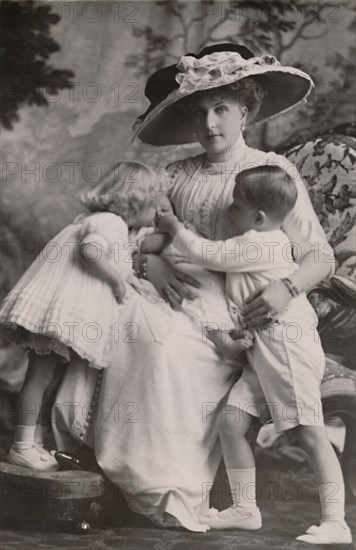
[319,482,345,523]
[34,423,48,445]
[13,424,36,451]
[34,423,51,455]
[226,468,257,509]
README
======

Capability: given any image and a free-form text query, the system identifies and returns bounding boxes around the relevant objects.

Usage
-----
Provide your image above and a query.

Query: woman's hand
[242,280,292,327]
[146,254,200,309]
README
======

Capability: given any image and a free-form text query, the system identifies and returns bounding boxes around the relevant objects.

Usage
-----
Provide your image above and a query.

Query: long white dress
[52,134,332,531]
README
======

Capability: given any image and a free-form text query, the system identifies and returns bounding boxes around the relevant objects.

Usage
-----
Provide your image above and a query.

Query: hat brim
[132,66,313,150]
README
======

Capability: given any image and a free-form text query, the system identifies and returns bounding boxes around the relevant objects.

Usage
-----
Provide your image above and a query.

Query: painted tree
[125,0,354,149]
[298,13,356,143]
[0,0,74,129]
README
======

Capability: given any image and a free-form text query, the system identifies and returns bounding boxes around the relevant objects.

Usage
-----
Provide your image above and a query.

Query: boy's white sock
[319,482,345,523]
[13,424,36,450]
[226,468,258,509]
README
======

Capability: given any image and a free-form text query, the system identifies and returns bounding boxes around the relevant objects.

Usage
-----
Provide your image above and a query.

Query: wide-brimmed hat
[131,43,314,149]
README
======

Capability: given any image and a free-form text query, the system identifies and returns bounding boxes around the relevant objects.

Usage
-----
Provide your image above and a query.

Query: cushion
[286,132,356,276]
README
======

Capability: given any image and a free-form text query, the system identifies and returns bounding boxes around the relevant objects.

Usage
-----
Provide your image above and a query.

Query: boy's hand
[112,277,126,304]
[157,215,182,236]
[230,327,254,341]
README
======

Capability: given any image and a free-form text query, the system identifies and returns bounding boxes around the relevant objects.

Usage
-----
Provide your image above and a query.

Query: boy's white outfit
[173,227,325,432]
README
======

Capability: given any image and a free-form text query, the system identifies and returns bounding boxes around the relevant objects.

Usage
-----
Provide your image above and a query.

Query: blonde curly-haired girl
[0,161,163,471]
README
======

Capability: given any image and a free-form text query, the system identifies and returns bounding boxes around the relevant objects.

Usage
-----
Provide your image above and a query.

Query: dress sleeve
[277,155,335,274]
[173,228,281,273]
[79,212,129,254]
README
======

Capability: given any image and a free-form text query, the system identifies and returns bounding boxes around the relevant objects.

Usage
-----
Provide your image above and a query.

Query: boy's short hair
[234,165,297,222]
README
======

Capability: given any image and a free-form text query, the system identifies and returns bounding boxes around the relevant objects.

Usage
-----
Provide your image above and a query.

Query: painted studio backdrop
[0,0,355,388]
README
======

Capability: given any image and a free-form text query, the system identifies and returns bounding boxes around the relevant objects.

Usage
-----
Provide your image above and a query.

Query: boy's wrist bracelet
[281,277,300,298]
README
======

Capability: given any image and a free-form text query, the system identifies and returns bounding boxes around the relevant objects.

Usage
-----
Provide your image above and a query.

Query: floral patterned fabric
[286,133,356,277]
[285,130,356,363]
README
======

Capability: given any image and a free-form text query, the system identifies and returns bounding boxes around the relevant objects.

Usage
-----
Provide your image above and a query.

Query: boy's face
[226,187,257,237]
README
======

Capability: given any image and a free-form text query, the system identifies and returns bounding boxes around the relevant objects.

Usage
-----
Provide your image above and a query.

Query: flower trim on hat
[131,50,314,150]
[175,52,279,94]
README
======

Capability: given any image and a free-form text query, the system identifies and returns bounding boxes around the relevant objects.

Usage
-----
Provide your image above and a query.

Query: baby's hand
[157,215,182,236]
[112,277,126,304]
[140,233,172,254]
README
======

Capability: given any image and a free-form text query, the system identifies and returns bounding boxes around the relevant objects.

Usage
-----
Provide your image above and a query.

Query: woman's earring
[241,124,246,132]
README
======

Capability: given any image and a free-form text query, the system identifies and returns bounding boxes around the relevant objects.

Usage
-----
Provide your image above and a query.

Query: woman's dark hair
[220,78,264,121]
[185,77,264,122]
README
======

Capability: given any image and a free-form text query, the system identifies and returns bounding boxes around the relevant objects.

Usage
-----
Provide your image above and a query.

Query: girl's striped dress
[0,212,132,369]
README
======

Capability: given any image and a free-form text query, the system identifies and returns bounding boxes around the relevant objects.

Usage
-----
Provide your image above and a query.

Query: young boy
[158,165,352,545]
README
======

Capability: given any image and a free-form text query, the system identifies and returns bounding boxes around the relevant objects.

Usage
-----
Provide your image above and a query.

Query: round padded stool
[0,461,107,531]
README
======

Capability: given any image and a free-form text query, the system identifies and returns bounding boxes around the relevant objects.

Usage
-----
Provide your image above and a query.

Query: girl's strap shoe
[7,445,59,472]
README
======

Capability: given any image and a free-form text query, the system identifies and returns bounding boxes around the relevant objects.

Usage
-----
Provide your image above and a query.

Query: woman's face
[190,91,247,154]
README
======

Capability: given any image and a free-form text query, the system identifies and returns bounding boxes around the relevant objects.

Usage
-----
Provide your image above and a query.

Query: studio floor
[0,500,355,550]
[0,407,355,550]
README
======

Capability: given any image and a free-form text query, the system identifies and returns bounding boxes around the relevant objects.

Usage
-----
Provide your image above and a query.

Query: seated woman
[52,43,334,536]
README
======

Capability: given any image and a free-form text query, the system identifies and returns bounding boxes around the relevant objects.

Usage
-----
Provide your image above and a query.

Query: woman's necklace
[204,142,241,164]
[223,142,241,154]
